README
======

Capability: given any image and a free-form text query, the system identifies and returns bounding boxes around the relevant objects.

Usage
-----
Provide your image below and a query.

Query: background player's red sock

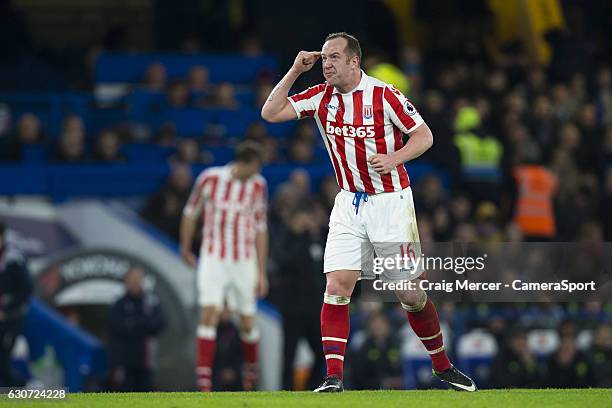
[404,295,451,373]
[240,327,260,391]
[196,325,216,392]
[320,293,350,379]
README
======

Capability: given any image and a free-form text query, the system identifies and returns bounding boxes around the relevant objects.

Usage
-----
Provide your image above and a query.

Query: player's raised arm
[261,51,321,123]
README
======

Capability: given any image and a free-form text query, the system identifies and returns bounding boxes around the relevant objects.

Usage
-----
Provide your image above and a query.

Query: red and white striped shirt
[184,163,267,261]
[288,72,425,194]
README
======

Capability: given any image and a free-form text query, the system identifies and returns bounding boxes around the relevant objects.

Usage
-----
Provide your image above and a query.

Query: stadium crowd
[0,1,611,391]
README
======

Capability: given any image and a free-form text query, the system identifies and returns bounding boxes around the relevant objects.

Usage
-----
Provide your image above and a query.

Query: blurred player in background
[180,142,269,392]
[262,32,476,392]
[0,220,33,387]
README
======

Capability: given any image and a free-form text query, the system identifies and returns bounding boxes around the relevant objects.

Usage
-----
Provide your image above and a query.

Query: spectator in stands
[419,90,458,174]
[62,114,86,138]
[414,174,447,217]
[506,124,542,167]
[527,95,557,161]
[474,202,502,242]
[241,36,264,57]
[0,220,33,387]
[545,333,593,388]
[244,122,268,142]
[269,182,303,232]
[596,67,612,125]
[601,168,612,240]
[141,164,193,241]
[255,84,274,109]
[588,323,612,387]
[272,204,325,390]
[94,130,126,163]
[1,113,44,161]
[555,123,588,171]
[551,84,577,122]
[448,194,472,231]
[523,68,549,100]
[188,65,211,94]
[211,82,240,109]
[169,138,207,165]
[491,326,542,388]
[109,266,165,392]
[243,123,278,164]
[155,122,178,147]
[348,311,403,390]
[317,175,340,214]
[143,62,167,92]
[400,45,423,99]
[453,106,503,203]
[52,115,88,162]
[483,69,508,115]
[293,121,317,143]
[212,306,245,391]
[288,169,311,199]
[288,135,315,164]
[166,79,190,108]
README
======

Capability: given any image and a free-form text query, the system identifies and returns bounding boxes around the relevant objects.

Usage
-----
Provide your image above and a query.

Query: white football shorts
[324,186,424,282]
[197,255,258,315]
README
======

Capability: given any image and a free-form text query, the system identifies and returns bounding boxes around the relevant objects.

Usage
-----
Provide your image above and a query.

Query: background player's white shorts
[197,255,258,315]
[324,187,423,282]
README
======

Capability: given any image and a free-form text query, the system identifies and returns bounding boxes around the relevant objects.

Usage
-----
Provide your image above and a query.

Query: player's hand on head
[368,153,398,175]
[292,51,321,73]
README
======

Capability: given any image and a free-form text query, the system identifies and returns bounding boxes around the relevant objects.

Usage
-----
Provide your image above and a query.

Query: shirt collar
[332,70,368,95]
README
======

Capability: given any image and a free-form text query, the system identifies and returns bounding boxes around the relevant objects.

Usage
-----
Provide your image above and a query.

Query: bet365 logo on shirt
[326,122,375,138]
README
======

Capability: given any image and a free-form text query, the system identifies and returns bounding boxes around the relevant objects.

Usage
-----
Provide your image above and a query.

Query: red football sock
[320,294,350,379]
[241,328,260,391]
[241,339,258,365]
[196,325,216,392]
[406,299,451,373]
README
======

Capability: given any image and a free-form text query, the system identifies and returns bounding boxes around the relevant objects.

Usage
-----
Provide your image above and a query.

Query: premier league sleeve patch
[403,100,417,116]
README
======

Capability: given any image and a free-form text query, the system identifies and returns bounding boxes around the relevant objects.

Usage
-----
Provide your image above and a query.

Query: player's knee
[200,306,220,325]
[396,289,427,305]
[239,315,255,331]
[325,279,353,298]
[397,288,428,311]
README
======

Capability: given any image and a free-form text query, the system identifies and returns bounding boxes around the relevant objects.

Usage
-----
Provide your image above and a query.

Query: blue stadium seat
[123,143,175,163]
[89,109,127,134]
[126,90,165,121]
[212,108,261,137]
[95,53,278,85]
[159,108,213,137]
[205,146,235,165]
[265,121,297,138]
[22,145,47,163]
[235,89,255,106]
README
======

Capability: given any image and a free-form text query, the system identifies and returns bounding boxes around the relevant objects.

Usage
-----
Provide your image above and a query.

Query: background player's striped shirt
[184,164,267,261]
[288,71,425,194]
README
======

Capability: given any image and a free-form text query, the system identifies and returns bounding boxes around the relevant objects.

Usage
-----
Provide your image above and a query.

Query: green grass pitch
[2,389,611,407]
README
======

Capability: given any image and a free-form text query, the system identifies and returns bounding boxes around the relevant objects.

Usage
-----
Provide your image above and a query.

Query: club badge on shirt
[363,105,373,119]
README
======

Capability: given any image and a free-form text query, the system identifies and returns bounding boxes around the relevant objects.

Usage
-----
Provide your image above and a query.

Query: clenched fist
[291,51,321,74]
